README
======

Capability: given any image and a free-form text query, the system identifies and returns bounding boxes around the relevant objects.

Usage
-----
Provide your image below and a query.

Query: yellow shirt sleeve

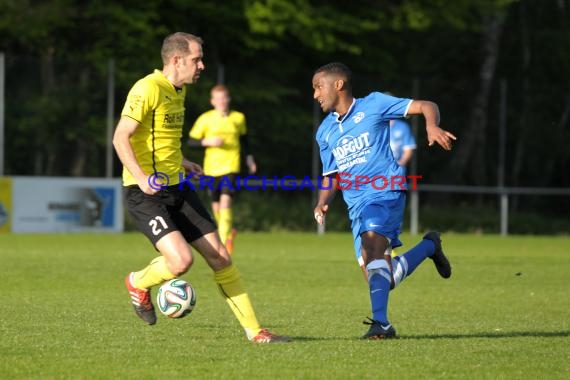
[189,114,207,140]
[121,79,159,122]
[236,112,247,136]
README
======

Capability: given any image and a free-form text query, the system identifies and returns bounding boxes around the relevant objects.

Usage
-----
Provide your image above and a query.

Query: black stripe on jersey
[151,109,157,174]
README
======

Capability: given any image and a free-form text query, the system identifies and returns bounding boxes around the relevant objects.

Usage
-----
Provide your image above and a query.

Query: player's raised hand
[426,125,457,151]
[314,204,329,225]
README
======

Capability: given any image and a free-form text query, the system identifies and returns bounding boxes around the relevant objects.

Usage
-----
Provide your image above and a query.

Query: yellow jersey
[120,70,186,186]
[189,109,247,176]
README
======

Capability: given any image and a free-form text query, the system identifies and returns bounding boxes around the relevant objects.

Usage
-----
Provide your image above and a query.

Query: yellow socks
[131,256,177,290]
[218,208,233,244]
[213,210,220,225]
[214,264,261,339]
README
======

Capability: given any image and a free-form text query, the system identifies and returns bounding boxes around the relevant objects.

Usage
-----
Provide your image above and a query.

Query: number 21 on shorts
[149,216,168,235]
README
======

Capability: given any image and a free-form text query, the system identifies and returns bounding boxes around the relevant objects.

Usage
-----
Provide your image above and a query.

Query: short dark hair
[314,62,352,89]
[161,32,203,64]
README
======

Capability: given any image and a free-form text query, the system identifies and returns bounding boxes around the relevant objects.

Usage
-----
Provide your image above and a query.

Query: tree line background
[1,0,569,233]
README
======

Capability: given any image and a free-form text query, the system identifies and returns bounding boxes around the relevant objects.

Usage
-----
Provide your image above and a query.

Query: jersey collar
[332,98,356,123]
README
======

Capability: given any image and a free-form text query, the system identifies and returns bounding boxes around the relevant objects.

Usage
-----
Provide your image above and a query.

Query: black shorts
[206,173,237,202]
[124,185,217,246]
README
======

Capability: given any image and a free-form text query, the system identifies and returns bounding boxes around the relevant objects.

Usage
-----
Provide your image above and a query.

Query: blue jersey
[316,92,412,220]
[390,119,416,163]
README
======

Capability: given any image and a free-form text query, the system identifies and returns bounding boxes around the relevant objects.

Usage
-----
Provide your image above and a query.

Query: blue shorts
[351,192,406,266]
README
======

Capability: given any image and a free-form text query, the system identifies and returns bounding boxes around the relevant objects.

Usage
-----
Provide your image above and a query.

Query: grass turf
[1,232,569,379]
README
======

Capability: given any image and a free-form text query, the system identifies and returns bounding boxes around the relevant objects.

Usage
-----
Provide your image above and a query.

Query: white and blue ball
[156,279,196,318]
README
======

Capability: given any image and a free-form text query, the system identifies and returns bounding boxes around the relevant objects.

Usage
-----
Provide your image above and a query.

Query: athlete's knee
[218,254,232,269]
[360,233,375,253]
[361,232,389,263]
[164,246,194,276]
[212,246,232,269]
[167,254,194,275]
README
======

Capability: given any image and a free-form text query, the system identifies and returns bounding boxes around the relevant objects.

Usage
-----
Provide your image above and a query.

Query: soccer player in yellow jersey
[113,32,288,343]
[189,85,257,254]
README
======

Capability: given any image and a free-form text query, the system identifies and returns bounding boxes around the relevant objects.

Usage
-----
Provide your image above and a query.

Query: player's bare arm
[182,157,203,176]
[246,155,257,174]
[201,137,223,147]
[407,100,457,150]
[314,175,338,225]
[113,116,156,195]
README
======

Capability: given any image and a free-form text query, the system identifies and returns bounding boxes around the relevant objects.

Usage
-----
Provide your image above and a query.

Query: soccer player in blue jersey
[312,62,456,340]
[389,117,416,258]
[390,118,416,167]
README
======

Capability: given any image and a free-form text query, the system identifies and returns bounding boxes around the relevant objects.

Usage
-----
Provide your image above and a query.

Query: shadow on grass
[285,331,570,342]
[401,330,570,340]
[287,336,357,342]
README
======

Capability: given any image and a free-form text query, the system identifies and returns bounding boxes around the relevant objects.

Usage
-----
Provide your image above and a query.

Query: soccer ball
[156,279,196,318]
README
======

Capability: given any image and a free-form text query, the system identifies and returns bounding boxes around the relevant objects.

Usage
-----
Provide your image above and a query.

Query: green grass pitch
[1,232,569,379]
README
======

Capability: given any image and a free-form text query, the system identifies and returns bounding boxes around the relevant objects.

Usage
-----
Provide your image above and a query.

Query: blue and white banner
[2,176,123,233]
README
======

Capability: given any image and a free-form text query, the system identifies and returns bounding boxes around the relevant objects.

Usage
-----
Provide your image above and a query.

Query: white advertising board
[1,176,123,233]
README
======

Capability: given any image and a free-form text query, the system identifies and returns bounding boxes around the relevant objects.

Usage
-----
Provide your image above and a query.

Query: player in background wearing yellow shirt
[113,32,288,343]
[189,85,257,254]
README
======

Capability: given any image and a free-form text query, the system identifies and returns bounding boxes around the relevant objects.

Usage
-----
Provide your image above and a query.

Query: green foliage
[169,190,570,235]
[1,233,570,378]
[390,0,518,30]
[418,204,570,235]
[231,190,350,232]
[1,0,569,223]
[245,0,381,53]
